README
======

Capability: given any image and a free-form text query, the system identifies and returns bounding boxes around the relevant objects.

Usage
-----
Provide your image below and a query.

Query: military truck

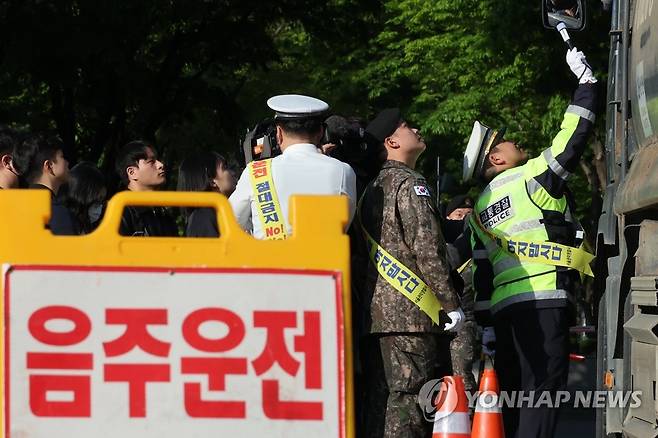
[546,0,658,436]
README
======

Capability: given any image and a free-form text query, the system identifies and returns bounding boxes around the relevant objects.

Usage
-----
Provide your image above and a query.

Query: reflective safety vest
[469,97,598,317]
[470,162,588,315]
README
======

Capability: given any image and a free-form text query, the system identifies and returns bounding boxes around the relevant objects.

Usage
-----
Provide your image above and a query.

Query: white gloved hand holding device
[566,47,597,84]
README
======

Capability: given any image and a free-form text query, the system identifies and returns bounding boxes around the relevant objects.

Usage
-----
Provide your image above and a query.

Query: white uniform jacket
[229,143,357,239]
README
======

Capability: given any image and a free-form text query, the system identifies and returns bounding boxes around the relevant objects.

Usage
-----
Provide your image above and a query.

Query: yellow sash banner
[357,200,442,324]
[248,159,288,240]
[457,259,472,274]
[470,215,595,277]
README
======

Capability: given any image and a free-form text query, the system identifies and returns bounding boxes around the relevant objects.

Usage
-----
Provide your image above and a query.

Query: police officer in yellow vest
[230,94,357,239]
[463,47,597,438]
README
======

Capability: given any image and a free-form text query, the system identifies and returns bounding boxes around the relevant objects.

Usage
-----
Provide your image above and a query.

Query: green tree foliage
[241,0,610,223]
[0,0,612,227]
[235,0,382,121]
[0,0,370,173]
[350,1,608,183]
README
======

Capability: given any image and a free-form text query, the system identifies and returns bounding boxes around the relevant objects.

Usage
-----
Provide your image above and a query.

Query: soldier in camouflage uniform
[358,108,464,438]
[448,266,478,395]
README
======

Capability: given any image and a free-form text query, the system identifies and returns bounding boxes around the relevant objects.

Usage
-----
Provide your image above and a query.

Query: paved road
[556,356,596,437]
[467,355,597,437]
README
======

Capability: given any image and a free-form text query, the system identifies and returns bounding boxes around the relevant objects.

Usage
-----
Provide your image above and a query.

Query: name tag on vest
[480,195,514,229]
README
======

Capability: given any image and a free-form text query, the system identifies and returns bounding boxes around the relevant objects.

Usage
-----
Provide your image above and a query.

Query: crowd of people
[0,132,238,237]
[0,96,475,435]
[0,45,598,438]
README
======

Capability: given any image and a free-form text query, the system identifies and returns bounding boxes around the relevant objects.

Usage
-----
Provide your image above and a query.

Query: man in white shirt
[229,94,357,239]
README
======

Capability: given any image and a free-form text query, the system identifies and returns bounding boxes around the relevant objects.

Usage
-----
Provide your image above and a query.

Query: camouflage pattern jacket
[358,160,459,333]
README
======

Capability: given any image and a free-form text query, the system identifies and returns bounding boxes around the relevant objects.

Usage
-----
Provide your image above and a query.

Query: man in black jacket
[13,134,77,235]
[115,141,178,237]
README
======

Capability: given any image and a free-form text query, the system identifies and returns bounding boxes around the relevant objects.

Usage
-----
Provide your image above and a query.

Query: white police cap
[462,121,506,182]
[267,94,329,120]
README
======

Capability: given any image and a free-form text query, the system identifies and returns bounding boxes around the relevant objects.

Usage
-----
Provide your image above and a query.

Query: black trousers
[494,307,570,438]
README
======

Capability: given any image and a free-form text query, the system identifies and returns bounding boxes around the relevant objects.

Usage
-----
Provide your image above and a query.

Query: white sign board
[4,266,345,438]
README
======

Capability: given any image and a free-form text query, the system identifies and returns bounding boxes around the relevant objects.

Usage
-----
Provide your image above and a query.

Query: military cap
[462,120,506,182]
[267,94,329,120]
[365,108,402,143]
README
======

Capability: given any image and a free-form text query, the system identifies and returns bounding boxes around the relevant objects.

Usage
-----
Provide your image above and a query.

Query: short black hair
[0,126,19,157]
[276,117,323,137]
[115,140,153,185]
[12,133,64,184]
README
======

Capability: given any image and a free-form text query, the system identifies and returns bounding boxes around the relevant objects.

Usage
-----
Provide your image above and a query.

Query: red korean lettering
[253,168,267,178]
[27,306,93,417]
[252,311,322,385]
[29,306,91,346]
[104,364,170,417]
[181,308,247,418]
[252,160,268,178]
[251,311,300,376]
[28,353,93,417]
[182,308,245,352]
[28,352,93,370]
[103,309,170,357]
[181,358,247,418]
[103,308,171,417]
[293,311,322,389]
[253,311,324,420]
[262,380,323,420]
[29,375,91,417]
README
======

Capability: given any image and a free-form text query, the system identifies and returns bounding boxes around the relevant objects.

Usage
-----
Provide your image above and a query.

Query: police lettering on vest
[479,195,514,229]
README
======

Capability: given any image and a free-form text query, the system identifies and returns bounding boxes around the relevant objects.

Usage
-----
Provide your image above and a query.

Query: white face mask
[88,202,104,225]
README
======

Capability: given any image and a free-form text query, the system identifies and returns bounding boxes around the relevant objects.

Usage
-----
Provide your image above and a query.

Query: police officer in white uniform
[229,94,357,239]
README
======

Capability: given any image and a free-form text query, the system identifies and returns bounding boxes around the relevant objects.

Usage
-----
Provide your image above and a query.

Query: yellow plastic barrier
[0,190,353,438]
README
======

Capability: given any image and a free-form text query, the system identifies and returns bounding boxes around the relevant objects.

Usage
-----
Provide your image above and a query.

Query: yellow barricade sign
[357,201,442,324]
[248,159,288,240]
[470,214,595,277]
[0,190,353,438]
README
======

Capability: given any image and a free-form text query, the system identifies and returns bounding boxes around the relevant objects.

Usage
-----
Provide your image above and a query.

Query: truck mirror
[542,0,586,31]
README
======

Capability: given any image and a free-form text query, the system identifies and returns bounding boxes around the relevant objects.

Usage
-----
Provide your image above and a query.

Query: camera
[240,115,380,176]
[240,119,280,165]
[321,115,372,166]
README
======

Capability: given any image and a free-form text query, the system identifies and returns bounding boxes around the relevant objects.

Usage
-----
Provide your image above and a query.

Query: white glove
[566,47,597,84]
[482,326,496,357]
[444,308,465,332]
